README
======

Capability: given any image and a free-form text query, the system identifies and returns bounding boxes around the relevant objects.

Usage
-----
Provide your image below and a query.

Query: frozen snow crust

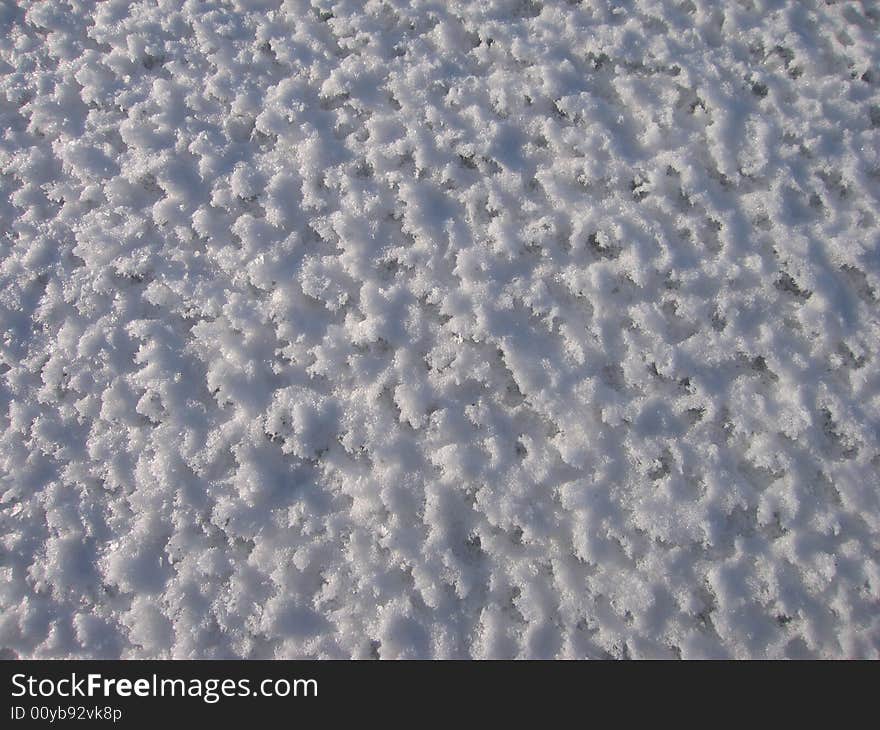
[1,0,879,659]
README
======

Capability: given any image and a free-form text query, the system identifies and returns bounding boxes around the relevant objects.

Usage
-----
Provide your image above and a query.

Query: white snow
[1,0,879,659]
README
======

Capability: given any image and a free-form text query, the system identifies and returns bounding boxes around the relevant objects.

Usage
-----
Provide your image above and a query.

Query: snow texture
[1,0,879,660]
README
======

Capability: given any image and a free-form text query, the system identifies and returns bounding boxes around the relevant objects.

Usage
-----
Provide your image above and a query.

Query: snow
[1,0,879,659]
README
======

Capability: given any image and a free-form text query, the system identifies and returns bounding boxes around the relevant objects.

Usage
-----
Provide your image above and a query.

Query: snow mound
[1,0,879,659]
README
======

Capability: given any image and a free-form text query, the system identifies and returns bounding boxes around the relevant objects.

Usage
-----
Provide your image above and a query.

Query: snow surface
[1,0,879,659]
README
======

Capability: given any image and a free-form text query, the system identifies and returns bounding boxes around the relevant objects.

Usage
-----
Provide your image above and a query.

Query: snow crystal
[1,0,879,659]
